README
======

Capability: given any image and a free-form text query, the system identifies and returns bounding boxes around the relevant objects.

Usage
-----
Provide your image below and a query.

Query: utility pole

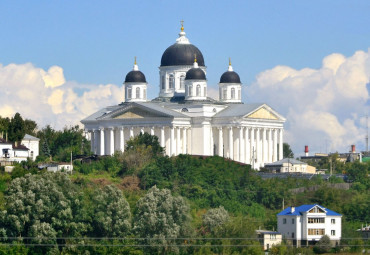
[366,114,369,152]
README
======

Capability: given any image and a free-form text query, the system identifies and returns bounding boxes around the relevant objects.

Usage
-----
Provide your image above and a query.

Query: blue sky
[0,1,369,155]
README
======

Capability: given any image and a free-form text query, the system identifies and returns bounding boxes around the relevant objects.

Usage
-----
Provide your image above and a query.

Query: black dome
[125,70,146,83]
[161,44,205,66]
[220,71,241,83]
[185,68,206,80]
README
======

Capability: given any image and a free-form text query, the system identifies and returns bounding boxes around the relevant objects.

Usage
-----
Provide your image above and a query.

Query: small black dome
[161,44,205,66]
[220,71,241,83]
[185,68,206,80]
[125,70,146,83]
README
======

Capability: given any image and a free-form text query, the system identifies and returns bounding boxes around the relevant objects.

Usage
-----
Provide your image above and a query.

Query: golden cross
[134,56,137,65]
[180,20,184,31]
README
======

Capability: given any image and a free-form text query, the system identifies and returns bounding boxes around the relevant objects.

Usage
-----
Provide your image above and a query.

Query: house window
[189,85,193,96]
[292,219,295,224]
[161,75,165,89]
[30,151,34,158]
[231,88,235,99]
[309,206,325,213]
[180,75,185,89]
[136,87,140,98]
[196,85,201,96]
[308,218,325,224]
[331,219,335,224]
[283,218,287,224]
[169,75,174,89]
[127,88,132,99]
[270,234,276,240]
[308,229,325,235]
[292,232,294,238]
[331,230,335,236]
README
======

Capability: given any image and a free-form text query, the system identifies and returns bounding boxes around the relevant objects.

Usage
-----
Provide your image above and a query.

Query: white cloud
[246,49,370,155]
[0,62,123,130]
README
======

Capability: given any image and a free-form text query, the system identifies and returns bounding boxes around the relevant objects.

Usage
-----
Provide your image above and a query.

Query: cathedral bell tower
[124,57,148,102]
[218,58,242,103]
[185,56,207,101]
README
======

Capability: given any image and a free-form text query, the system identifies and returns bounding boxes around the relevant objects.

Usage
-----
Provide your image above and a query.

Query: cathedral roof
[220,71,241,83]
[161,44,205,67]
[185,67,206,80]
[124,70,146,83]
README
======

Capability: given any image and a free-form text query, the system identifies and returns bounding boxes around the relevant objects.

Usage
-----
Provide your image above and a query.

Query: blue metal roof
[277,204,341,216]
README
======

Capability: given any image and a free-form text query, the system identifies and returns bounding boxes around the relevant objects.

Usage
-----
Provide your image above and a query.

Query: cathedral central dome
[161,44,205,67]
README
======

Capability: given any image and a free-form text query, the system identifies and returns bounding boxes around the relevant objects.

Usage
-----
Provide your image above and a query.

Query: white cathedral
[81,24,286,169]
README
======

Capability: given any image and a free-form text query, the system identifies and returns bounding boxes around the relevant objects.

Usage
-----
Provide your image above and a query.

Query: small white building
[44,162,73,173]
[256,230,282,250]
[277,204,342,246]
[21,134,40,161]
[264,158,316,173]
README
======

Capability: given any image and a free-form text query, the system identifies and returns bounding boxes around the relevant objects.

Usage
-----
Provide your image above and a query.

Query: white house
[39,162,73,173]
[256,230,282,250]
[264,158,316,174]
[21,134,40,161]
[277,204,342,246]
[81,23,286,169]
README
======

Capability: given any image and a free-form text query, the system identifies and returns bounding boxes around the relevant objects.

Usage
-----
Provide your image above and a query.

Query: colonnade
[88,126,189,156]
[215,126,283,167]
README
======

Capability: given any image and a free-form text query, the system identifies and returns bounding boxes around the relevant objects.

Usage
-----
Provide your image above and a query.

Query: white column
[170,127,175,156]
[177,127,181,155]
[100,128,105,156]
[256,128,261,166]
[183,128,187,154]
[239,127,244,162]
[94,130,99,154]
[250,128,255,166]
[150,127,155,136]
[210,127,214,156]
[218,127,223,156]
[130,127,134,138]
[273,129,278,162]
[245,127,250,164]
[90,130,94,153]
[229,127,233,160]
[109,128,114,155]
[268,128,272,163]
[161,127,165,147]
[262,128,267,164]
[120,128,124,152]
[279,129,283,160]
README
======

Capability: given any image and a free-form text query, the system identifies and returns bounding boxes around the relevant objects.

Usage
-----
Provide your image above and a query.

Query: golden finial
[229,57,231,66]
[180,20,184,31]
[134,56,137,65]
[194,54,197,63]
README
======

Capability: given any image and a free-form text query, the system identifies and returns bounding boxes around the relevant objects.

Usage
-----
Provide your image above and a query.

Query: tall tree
[283,143,294,158]
[134,186,191,254]
[23,119,37,136]
[8,113,25,142]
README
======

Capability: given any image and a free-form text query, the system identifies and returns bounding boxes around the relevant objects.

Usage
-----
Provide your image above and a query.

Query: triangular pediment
[113,107,166,119]
[308,205,326,213]
[246,107,278,120]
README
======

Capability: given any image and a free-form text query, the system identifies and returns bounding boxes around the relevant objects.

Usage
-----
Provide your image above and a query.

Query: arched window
[127,88,132,99]
[136,87,140,98]
[180,75,185,89]
[161,76,165,89]
[196,85,201,96]
[223,89,227,100]
[143,89,146,99]
[231,88,235,99]
[203,87,207,97]
[238,89,241,100]
[169,75,174,89]
[189,85,193,96]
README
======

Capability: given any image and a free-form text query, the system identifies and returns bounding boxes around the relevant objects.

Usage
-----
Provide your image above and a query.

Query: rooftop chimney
[351,145,356,153]
[291,206,295,213]
[305,145,309,156]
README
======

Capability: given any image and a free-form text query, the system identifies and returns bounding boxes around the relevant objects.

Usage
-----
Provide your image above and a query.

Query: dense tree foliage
[202,206,229,233]
[0,113,37,142]
[283,143,294,158]
[133,186,191,254]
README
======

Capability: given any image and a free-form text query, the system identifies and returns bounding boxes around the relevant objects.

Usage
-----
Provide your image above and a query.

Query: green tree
[23,119,37,136]
[8,113,25,142]
[133,186,191,254]
[283,143,294,158]
[92,185,131,237]
[0,172,87,250]
[126,132,164,155]
[313,234,331,254]
[202,206,229,233]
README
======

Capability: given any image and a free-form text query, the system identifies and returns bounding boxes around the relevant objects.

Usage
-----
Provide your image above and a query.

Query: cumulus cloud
[246,49,370,155]
[0,62,123,129]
